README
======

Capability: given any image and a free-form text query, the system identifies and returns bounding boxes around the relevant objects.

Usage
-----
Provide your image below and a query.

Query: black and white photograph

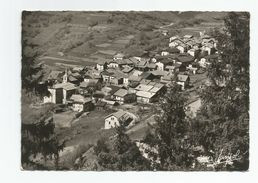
[21,11,250,171]
[1,0,258,182]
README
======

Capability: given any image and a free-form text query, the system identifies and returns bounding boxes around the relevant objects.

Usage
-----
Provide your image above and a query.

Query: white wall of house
[108,63,119,68]
[187,49,196,57]
[43,88,56,104]
[177,81,185,90]
[156,62,164,71]
[176,45,186,53]
[169,41,178,48]
[161,51,169,56]
[114,96,124,103]
[102,75,110,82]
[199,58,207,68]
[123,78,129,86]
[72,103,84,112]
[96,64,104,71]
[137,96,150,103]
[105,116,120,129]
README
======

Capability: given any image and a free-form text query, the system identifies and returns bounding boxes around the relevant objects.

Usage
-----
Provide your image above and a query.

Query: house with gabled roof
[47,70,64,83]
[136,91,157,103]
[113,53,125,60]
[112,88,128,103]
[44,82,77,104]
[69,94,93,112]
[177,74,190,90]
[104,110,133,129]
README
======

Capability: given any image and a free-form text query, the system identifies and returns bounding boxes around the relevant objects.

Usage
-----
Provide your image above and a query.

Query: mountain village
[38,31,217,131]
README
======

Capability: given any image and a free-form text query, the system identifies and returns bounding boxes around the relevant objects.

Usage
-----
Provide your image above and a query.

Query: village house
[119,58,134,68]
[122,65,134,74]
[150,70,170,80]
[101,85,121,97]
[135,84,154,92]
[161,51,169,56]
[136,91,157,103]
[69,94,93,112]
[129,57,140,65]
[161,47,180,57]
[107,60,119,68]
[169,35,180,42]
[155,58,174,71]
[47,70,64,84]
[201,43,216,55]
[43,82,77,104]
[104,110,133,129]
[199,58,209,68]
[186,64,198,74]
[96,61,107,71]
[176,53,195,67]
[95,100,107,111]
[140,72,156,81]
[112,88,128,104]
[128,74,142,85]
[146,63,157,71]
[160,73,174,85]
[112,88,136,104]
[176,44,188,53]
[43,87,63,104]
[135,60,148,71]
[140,79,151,85]
[113,53,125,60]
[187,48,200,57]
[183,34,194,40]
[177,74,190,90]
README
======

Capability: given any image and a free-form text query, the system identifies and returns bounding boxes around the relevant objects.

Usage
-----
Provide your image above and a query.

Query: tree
[21,113,65,170]
[195,12,250,170]
[94,125,151,170]
[144,83,195,170]
[22,43,43,91]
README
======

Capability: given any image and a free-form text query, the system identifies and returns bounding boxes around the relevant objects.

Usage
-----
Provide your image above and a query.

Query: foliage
[195,12,250,170]
[21,113,66,170]
[94,125,151,170]
[143,84,195,170]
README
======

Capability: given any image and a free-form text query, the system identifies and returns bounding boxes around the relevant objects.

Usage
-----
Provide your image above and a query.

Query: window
[111,117,114,120]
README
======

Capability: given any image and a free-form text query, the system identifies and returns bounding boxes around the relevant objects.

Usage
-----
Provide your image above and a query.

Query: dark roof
[101,70,114,76]
[122,66,134,73]
[177,74,189,82]
[176,54,194,63]
[53,82,77,90]
[96,101,107,107]
[140,72,153,79]
[167,47,180,54]
[47,70,63,80]
[113,89,128,97]
[109,85,121,95]
[205,54,219,60]
[70,94,92,103]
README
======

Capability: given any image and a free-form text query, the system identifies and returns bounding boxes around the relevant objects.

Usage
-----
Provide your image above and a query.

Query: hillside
[22,11,226,67]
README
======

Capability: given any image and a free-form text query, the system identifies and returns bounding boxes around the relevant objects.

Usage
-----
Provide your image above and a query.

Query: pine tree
[144,83,194,170]
[94,125,151,170]
[21,112,65,170]
[196,12,250,170]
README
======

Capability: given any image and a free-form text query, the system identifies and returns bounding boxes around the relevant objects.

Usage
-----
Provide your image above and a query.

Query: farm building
[136,91,157,103]
[70,94,93,112]
[104,110,133,129]
[177,74,190,90]
[95,100,107,111]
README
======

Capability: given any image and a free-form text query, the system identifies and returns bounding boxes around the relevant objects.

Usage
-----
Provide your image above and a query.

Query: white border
[0,0,257,183]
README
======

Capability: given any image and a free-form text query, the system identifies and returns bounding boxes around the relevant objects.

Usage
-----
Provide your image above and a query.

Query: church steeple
[63,68,68,83]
